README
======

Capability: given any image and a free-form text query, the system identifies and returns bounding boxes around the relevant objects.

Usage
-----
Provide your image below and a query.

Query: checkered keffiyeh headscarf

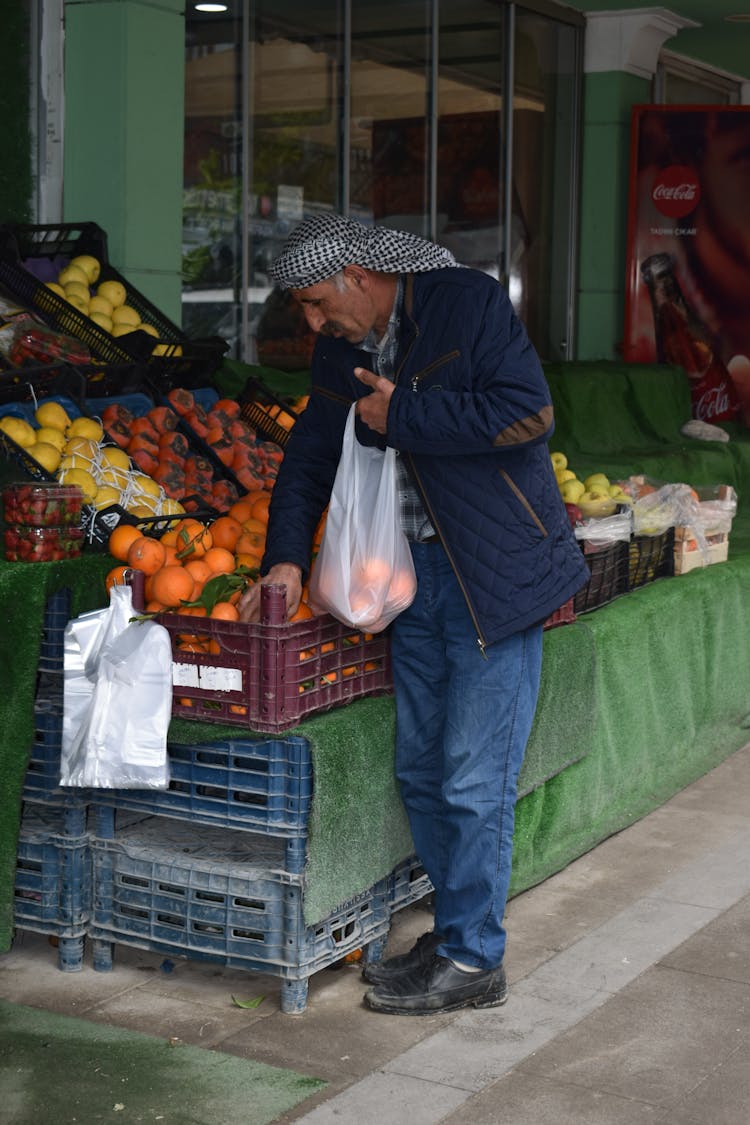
[270,214,458,289]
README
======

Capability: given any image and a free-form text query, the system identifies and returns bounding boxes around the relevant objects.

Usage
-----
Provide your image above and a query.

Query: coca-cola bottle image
[640,253,739,423]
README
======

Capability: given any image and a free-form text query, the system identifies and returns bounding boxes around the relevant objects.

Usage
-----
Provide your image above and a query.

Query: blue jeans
[390,541,543,970]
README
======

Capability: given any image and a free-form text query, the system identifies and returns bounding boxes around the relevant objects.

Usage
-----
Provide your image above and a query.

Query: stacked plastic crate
[87,729,397,1013]
[14,588,92,970]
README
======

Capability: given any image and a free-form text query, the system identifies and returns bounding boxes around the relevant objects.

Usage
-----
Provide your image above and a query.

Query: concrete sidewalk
[2,741,750,1124]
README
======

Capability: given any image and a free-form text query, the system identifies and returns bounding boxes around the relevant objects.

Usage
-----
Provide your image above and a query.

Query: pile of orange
[104,489,321,644]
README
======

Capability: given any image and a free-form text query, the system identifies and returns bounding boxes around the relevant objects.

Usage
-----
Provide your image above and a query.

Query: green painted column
[62,0,184,321]
[575,70,649,360]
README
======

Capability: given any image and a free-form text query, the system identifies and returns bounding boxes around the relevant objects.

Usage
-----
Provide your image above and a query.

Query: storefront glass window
[513,9,578,360]
[183,1,581,364]
[350,1,431,233]
[436,2,504,275]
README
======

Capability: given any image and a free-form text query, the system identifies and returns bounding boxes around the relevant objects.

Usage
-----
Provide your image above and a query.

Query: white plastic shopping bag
[60,583,172,789]
[308,403,417,631]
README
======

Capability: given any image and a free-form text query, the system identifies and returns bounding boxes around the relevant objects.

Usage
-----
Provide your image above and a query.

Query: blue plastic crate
[37,587,71,679]
[90,735,313,845]
[389,854,433,911]
[90,816,390,1013]
[24,697,89,815]
[14,806,91,971]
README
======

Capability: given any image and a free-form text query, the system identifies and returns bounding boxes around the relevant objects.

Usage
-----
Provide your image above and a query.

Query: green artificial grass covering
[510,552,750,896]
[1,554,113,951]
[167,620,596,925]
[0,998,325,1124]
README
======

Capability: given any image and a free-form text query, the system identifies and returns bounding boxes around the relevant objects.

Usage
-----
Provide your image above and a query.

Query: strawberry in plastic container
[0,296,91,366]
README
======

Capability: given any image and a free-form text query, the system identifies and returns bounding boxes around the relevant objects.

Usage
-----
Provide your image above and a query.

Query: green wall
[62,0,185,322]
[575,71,649,359]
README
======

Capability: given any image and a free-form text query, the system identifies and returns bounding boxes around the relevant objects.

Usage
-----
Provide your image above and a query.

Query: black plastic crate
[629,527,676,590]
[573,538,630,614]
[238,375,299,448]
[0,222,227,382]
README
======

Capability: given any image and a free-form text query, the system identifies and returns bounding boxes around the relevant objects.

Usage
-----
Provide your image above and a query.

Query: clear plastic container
[4,523,84,562]
[2,481,84,527]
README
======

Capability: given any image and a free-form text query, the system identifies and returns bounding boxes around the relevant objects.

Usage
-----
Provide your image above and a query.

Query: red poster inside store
[623,105,750,425]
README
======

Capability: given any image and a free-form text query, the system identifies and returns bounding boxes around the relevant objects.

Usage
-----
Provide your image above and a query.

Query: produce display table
[3,359,750,1003]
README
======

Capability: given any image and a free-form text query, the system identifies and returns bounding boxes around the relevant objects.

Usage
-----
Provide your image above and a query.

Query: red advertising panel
[623,105,750,425]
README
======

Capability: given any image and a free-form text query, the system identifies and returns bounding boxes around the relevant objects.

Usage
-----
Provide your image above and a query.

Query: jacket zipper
[406,452,489,657]
[409,349,461,392]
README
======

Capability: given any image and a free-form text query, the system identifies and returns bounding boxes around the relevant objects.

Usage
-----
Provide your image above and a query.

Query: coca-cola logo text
[651,165,701,219]
[693,382,735,423]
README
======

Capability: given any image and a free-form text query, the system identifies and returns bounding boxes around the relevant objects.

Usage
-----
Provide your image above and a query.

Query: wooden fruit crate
[673,528,730,575]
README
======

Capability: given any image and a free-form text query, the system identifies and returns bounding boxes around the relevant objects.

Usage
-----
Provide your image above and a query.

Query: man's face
[291,273,378,343]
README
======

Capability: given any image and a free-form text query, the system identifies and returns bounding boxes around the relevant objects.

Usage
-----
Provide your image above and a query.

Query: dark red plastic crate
[145,584,392,733]
[573,538,630,614]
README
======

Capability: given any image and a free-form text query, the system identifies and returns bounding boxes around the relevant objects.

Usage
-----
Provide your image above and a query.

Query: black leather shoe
[364,954,508,1015]
[361,930,445,985]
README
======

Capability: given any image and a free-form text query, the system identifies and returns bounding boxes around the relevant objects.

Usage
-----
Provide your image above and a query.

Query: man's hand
[238,563,303,623]
[354,366,394,434]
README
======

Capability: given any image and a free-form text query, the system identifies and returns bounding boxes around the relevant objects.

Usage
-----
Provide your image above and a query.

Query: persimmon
[108,523,142,563]
[150,565,195,608]
[289,602,313,622]
[126,535,167,575]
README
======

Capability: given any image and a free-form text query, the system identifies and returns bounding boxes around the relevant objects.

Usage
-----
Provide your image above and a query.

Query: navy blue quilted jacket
[261,267,589,646]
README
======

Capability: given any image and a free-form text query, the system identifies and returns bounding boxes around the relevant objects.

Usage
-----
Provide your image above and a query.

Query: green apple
[555,468,576,484]
[583,472,610,492]
[560,478,585,504]
[578,489,617,518]
[550,451,568,472]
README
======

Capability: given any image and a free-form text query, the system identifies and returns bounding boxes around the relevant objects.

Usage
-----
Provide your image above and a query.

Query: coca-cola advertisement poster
[623,105,750,425]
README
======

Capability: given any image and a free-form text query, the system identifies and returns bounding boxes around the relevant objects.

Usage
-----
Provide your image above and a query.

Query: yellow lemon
[58,264,89,289]
[97,280,126,308]
[159,497,185,516]
[66,416,104,443]
[27,442,62,473]
[58,453,90,473]
[99,446,130,471]
[137,323,159,338]
[97,465,130,492]
[62,439,100,466]
[111,304,140,328]
[66,292,89,314]
[152,343,183,357]
[92,484,121,510]
[45,281,66,299]
[89,294,113,317]
[130,471,161,500]
[35,401,71,432]
[126,502,154,518]
[58,466,97,504]
[0,416,37,448]
[90,311,113,333]
[64,280,91,302]
[70,254,101,284]
[111,323,140,338]
[35,426,67,452]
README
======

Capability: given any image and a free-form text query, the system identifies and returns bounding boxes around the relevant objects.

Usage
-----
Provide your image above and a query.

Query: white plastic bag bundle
[60,583,172,789]
[308,404,417,631]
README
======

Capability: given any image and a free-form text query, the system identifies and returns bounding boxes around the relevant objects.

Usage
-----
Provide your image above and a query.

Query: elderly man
[239,214,588,1016]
